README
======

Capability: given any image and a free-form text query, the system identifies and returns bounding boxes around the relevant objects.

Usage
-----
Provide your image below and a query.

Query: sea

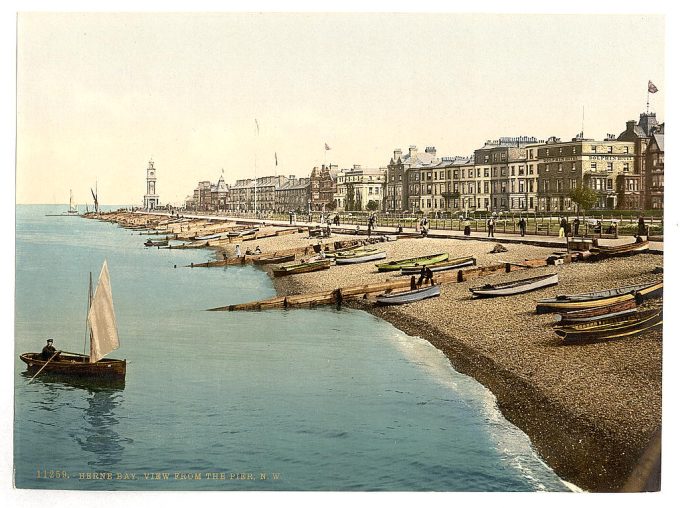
[13,205,572,491]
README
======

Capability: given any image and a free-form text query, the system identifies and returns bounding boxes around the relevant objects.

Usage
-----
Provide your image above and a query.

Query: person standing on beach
[573,217,580,236]
[559,216,568,238]
[487,217,495,237]
[518,216,526,237]
[235,244,241,258]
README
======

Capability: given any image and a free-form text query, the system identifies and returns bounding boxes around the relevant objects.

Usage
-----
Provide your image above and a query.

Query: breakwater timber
[90,211,662,492]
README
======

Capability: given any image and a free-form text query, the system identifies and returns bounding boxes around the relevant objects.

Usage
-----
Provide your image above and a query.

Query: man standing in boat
[41,338,60,361]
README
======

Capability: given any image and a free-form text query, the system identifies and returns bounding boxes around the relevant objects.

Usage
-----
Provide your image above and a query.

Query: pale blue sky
[16,12,665,205]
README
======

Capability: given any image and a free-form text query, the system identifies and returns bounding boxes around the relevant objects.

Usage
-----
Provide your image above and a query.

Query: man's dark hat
[47,338,53,342]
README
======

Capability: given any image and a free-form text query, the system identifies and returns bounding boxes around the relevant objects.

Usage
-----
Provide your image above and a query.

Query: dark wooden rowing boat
[589,240,649,258]
[536,281,662,314]
[400,256,476,275]
[19,352,126,379]
[470,273,558,298]
[555,298,638,324]
[272,259,332,276]
[144,239,169,247]
[554,308,662,343]
[252,254,296,265]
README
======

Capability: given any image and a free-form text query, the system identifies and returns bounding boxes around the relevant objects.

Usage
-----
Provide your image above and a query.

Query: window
[484,168,489,177]
[529,149,534,159]
[493,153,498,162]
[591,162,597,170]
[607,179,613,190]
[558,163,563,172]
[607,162,613,172]
[528,165,534,175]
[511,166,515,176]
[546,148,551,156]
[559,147,563,155]
[501,167,506,176]
[623,163,629,172]
[570,179,577,189]
[572,146,577,154]
[519,165,525,175]
[469,169,474,178]
[591,145,597,152]
[624,146,629,154]
[484,182,488,193]
[493,168,498,177]
[519,180,525,192]
[607,146,613,154]
[477,168,481,177]
[571,162,576,171]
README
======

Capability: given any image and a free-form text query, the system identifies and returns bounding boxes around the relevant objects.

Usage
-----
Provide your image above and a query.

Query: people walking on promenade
[573,217,580,236]
[487,217,495,237]
[518,216,526,237]
[559,217,568,237]
[638,216,647,238]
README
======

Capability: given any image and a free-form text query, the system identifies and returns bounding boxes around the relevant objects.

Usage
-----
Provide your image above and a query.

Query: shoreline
[265,236,662,492]
[98,212,662,492]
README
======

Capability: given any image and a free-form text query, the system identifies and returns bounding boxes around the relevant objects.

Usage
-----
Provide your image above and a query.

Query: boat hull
[589,240,649,258]
[19,353,126,380]
[536,281,662,314]
[375,253,449,272]
[376,284,441,305]
[470,273,558,298]
[401,256,475,275]
[335,251,387,264]
[252,254,296,265]
[272,260,332,276]
[554,309,662,343]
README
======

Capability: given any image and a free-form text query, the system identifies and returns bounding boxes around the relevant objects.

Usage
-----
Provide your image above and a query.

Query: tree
[569,185,598,236]
[345,184,355,211]
[366,200,380,211]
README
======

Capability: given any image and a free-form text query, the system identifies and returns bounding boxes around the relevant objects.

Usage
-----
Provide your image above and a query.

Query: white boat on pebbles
[470,273,558,298]
[376,284,441,305]
[335,251,387,265]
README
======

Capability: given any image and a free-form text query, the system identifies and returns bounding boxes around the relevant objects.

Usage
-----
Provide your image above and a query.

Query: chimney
[408,145,417,158]
[393,148,402,161]
[425,146,436,156]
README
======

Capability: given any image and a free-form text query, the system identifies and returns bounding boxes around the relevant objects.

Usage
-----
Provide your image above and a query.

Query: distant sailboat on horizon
[45,189,81,216]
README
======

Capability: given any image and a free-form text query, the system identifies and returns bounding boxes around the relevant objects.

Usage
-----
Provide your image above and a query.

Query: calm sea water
[14,205,571,491]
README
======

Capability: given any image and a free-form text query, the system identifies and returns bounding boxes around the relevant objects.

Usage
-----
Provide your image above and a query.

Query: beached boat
[335,250,387,265]
[19,260,126,380]
[555,307,638,326]
[401,256,476,275]
[325,244,377,258]
[228,227,259,238]
[535,281,662,314]
[144,238,169,247]
[555,299,638,324]
[589,240,649,258]
[194,232,229,241]
[376,284,441,305]
[272,259,332,277]
[375,253,449,272]
[554,308,662,343]
[470,273,558,298]
[252,254,296,265]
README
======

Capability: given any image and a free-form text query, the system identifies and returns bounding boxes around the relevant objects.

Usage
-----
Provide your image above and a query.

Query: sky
[15,11,665,207]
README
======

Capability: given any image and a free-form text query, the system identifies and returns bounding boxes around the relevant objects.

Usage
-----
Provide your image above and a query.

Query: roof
[401,151,440,168]
[652,133,664,152]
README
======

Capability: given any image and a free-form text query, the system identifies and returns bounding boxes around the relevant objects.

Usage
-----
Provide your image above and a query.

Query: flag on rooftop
[275,152,278,166]
[325,143,331,150]
[648,81,659,93]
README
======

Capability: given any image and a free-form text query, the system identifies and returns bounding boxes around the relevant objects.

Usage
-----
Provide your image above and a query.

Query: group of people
[417,217,429,237]
[410,265,434,290]
[367,213,377,237]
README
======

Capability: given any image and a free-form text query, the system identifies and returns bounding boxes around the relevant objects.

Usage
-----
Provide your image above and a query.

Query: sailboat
[45,189,81,216]
[19,260,126,380]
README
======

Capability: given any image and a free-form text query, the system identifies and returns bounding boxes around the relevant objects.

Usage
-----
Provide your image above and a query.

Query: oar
[28,351,61,383]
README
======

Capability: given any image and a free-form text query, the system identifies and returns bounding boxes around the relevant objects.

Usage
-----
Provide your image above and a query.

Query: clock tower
[143,159,159,209]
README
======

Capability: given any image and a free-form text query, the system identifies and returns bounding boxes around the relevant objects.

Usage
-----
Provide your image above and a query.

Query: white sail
[87,260,120,363]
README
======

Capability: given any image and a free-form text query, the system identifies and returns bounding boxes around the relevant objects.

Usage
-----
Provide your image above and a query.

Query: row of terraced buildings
[184,111,664,214]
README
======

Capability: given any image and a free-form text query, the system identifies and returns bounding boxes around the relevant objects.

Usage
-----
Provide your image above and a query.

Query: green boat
[271,259,332,277]
[327,245,378,259]
[375,252,449,272]
[400,255,476,275]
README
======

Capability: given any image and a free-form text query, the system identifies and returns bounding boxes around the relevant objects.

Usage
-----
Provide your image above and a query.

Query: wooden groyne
[208,257,550,311]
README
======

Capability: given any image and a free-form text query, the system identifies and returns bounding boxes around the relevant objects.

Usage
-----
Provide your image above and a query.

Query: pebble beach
[108,213,663,492]
[227,228,662,492]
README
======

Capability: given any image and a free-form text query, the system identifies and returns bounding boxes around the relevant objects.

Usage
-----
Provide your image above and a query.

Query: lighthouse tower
[143,159,159,210]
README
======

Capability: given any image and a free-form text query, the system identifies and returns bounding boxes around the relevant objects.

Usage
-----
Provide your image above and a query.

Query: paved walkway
[138,210,663,254]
